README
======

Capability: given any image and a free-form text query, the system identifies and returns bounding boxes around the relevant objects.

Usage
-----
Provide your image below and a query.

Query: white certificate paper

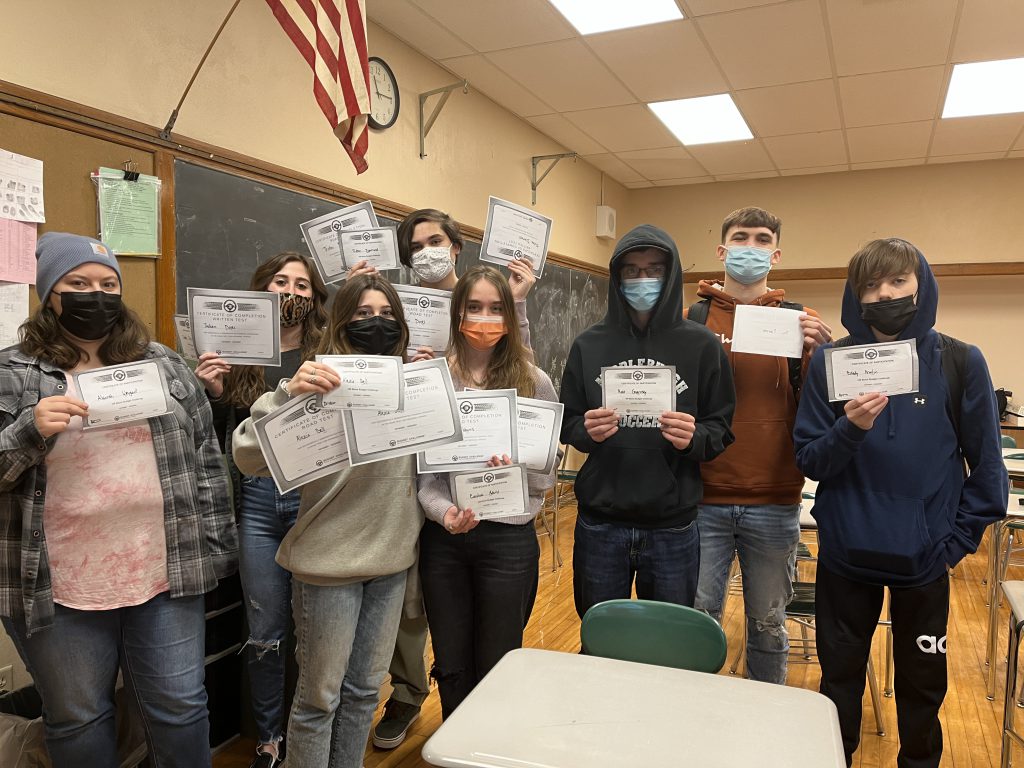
[339,227,400,272]
[824,339,920,402]
[480,196,552,278]
[253,393,350,494]
[395,284,452,358]
[731,304,804,359]
[317,355,405,411]
[452,464,529,521]
[173,314,199,360]
[418,389,519,474]
[187,287,281,366]
[299,201,378,284]
[517,397,563,474]
[343,358,463,466]
[73,360,172,429]
[601,366,676,417]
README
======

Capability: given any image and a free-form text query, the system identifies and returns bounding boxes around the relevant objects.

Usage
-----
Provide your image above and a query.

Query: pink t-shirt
[43,377,169,610]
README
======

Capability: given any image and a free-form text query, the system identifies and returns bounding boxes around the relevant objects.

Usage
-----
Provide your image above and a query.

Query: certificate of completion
[418,389,519,474]
[187,287,281,366]
[394,284,452,358]
[517,397,563,474]
[601,366,676,417]
[731,304,804,359]
[173,314,198,360]
[253,393,350,494]
[339,227,400,272]
[317,355,405,411]
[452,464,529,521]
[824,339,919,402]
[74,360,173,429]
[480,196,552,278]
[299,201,379,284]
[343,358,463,466]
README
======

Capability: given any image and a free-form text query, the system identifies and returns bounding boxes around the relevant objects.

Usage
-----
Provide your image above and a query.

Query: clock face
[368,57,399,130]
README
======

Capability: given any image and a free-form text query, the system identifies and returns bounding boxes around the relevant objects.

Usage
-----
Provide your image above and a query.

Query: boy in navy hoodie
[794,238,1008,767]
[560,224,735,618]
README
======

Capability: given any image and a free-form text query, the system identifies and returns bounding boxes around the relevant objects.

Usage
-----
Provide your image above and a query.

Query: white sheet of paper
[338,227,400,272]
[0,149,45,223]
[74,360,173,429]
[418,389,519,473]
[452,464,529,521]
[824,339,919,402]
[601,365,676,416]
[187,287,281,366]
[395,284,452,358]
[0,281,29,348]
[517,397,563,474]
[480,196,552,277]
[731,304,804,359]
[317,355,405,411]
[299,201,378,284]
[253,393,351,494]
[173,315,199,360]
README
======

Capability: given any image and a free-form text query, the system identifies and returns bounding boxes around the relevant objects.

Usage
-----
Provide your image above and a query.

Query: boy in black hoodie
[560,224,736,618]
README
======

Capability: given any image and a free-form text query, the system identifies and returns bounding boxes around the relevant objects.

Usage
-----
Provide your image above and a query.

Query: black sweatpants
[815,564,950,768]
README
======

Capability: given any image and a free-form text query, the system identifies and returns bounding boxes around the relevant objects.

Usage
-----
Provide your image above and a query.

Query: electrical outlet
[0,664,12,693]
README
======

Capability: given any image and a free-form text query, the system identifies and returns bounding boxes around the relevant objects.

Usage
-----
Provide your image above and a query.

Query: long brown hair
[448,265,534,397]
[221,251,330,407]
[317,274,409,356]
[19,301,151,369]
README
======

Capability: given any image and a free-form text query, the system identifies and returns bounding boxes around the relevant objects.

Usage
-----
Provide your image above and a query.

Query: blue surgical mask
[724,245,775,284]
[620,278,662,312]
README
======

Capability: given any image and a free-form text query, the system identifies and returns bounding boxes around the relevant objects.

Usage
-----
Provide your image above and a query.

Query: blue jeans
[286,572,406,768]
[572,511,700,619]
[2,592,210,768]
[694,503,800,684]
[238,475,300,746]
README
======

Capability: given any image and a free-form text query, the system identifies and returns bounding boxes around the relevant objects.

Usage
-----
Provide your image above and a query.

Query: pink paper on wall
[0,218,37,285]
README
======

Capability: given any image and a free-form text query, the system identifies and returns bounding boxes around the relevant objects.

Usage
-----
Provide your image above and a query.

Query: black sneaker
[249,746,278,768]
[372,699,421,749]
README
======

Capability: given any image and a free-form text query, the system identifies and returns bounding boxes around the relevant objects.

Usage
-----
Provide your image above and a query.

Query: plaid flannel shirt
[0,343,237,635]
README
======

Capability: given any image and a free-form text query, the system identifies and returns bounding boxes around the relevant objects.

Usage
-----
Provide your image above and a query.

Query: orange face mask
[461,314,508,350]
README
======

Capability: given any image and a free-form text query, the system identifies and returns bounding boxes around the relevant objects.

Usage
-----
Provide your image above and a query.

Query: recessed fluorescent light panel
[649,94,753,146]
[548,0,683,35]
[943,57,1024,118]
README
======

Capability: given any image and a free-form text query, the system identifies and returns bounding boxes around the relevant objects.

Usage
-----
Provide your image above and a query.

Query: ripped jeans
[694,503,800,684]
[238,475,301,745]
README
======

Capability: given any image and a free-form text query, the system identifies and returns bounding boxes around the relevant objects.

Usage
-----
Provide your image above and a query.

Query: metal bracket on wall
[419,80,469,158]
[531,152,577,205]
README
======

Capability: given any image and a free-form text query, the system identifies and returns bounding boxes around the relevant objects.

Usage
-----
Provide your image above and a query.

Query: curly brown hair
[19,301,151,369]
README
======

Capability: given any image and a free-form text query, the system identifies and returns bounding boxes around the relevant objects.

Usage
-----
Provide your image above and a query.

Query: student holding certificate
[416,265,557,719]
[193,251,329,768]
[233,273,423,768]
[0,233,236,768]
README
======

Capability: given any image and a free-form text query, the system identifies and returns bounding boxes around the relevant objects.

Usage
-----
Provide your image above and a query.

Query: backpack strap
[780,301,805,398]
[686,298,711,325]
[937,333,968,447]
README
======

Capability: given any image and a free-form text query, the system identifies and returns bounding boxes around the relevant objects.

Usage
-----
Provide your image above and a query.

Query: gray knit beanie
[35,232,122,303]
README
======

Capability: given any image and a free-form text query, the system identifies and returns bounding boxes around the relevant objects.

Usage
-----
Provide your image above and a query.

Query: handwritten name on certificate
[343,358,463,466]
[517,398,563,474]
[731,304,804,359]
[824,339,920,402]
[418,389,519,473]
[74,360,173,429]
[480,196,552,278]
[188,287,281,366]
[254,394,350,494]
[395,284,452,358]
[339,227,400,272]
[317,355,405,411]
[453,464,529,521]
[299,201,378,284]
[601,366,676,417]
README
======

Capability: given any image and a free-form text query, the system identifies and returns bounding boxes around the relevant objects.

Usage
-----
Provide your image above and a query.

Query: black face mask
[57,290,123,340]
[860,294,917,337]
[347,316,403,355]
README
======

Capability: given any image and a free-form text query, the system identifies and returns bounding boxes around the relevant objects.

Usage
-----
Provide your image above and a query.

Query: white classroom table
[421,647,846,768]
[1005,448,1024,482]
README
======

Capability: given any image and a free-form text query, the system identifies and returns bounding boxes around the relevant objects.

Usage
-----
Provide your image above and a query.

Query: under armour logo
[916,634,947,654]
[913,396,927,406]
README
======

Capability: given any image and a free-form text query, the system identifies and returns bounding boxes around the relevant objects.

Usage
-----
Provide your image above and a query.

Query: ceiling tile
[586,20,727,102]
[930,115,1024,155]
[780,165,850,176]
[367,0,473,59]
[1017,132,1024,149]
[926,152,1007,165]
[441,54,554,117]
[839,67,946,128]
[733,80,840,137]
[846,121,933,163]
[486,40,635,112]
[624,181,655,188]
[826,0,959,76]
[565,104,679,152]
[714,170,780,181]
[652,177,714,186]
[583,153,645,183]
[851,159,926,170]
[762,130,847,168]
[686,0,786,15]
[617,148,708,180]
[409,0,575,52]
[1010,150,1024,158]
[953,0,1024,62]
[526,114,608,154]
[697,0,831,89]
[685,140,776,175]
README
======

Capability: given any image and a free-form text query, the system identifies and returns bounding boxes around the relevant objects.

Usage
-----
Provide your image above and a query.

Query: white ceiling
[367,0,1024,187]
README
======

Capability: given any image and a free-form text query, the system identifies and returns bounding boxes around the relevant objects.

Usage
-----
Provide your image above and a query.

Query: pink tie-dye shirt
[43,377,169,610]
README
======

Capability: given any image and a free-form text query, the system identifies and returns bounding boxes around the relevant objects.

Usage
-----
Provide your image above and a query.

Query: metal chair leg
[1001,614,1024,768]
[866,654,886,736]
[884,592,894,697]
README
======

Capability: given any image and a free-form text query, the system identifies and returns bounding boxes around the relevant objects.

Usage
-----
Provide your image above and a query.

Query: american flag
[265,0,371,174]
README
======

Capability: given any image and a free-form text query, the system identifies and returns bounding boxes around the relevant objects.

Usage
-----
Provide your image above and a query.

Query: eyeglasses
[621,264,667,279]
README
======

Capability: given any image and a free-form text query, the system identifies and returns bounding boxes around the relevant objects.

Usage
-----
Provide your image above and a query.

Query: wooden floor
[215,503,1024,768]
